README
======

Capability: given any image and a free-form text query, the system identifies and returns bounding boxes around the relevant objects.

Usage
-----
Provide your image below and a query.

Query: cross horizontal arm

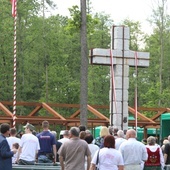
[89,48,150,67]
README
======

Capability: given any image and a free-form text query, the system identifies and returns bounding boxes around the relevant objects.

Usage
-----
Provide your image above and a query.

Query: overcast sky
[48,0,170,34]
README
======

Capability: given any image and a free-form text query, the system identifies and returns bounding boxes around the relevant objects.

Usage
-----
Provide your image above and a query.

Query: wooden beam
[0,116,109,123]
[1,101,169,128]
[69,105,110,120]
[70,109,80,118]
[137,107,167,112]
[0,120,11,124]
[144,127,147,139]
[0,101,110,109]
[151,111,165,121]
[47,103,80,108]
[66,122,109,127]
[1,101,169,113]
[1,101,41,107]
[90,105,109,109]
[87,105,110,121]
[0,116,159,125]
[42,103,66,120]
[0,102,13,117]
[0,115,161,127]
[128,106,156,123]
[128,120,159,126]
[145,125,160,129]
[28,106,42,116]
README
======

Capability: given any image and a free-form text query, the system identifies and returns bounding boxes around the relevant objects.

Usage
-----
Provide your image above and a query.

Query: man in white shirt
[58,130,70,144]
[115,130,126,150]
[17,123,40,165]
[84,134,99,159]
[119,129,148,170]
[7,128,21,164]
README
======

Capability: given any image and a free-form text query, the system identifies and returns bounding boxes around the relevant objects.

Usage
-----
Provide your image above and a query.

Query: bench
[12,163,61,170]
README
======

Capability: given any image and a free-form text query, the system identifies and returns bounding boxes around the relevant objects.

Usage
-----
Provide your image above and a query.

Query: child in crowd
[12,143,19,164]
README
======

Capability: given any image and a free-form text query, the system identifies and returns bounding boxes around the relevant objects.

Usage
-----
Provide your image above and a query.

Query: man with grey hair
[168,135,170,142]
[58,127,91,170]
[145,136,164,170]
[115,130,126,150]
[108,126,118,138]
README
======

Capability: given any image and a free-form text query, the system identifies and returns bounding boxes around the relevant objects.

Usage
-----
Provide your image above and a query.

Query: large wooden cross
[89,26,150,131]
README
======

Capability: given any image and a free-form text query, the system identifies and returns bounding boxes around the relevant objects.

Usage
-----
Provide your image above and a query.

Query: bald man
[119,129,148,170]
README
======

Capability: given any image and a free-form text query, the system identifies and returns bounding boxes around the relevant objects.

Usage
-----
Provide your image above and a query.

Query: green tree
[0,0,16,101]
[144,0,170,108]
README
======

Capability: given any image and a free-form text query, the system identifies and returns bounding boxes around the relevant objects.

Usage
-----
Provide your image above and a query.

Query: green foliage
[0,0,170,120]
[0,0,15,100]
[68,6,81,30]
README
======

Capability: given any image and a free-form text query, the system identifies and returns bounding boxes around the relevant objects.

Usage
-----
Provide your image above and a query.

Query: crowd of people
[1,122,170,170]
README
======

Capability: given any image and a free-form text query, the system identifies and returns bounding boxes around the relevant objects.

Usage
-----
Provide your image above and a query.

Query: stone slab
[114,65,129,77]
[109,101,128,114]
[113,26,130,39]
[114,77,129,89]
[90,48,149,59]
[111,113,129,130]
[90,56,149,67]
[114,39,129,50]
[109,89,128,101]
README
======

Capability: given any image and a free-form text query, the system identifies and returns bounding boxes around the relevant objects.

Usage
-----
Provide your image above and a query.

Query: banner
[11,0,16,17]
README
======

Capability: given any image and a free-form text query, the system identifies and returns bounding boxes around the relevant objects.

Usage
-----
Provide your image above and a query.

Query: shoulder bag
[95,149,100,170]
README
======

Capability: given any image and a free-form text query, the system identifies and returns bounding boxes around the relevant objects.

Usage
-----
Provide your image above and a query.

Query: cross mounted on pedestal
[89,25,150,131]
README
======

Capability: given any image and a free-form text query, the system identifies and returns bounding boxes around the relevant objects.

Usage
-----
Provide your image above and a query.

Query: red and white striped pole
[134,51,138,133]
[12,0,17,128]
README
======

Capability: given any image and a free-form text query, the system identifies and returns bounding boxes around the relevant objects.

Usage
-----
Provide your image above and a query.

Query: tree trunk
[80,0,88,127]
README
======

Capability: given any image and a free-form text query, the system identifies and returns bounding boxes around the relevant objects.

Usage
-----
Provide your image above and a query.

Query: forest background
[0,0,170,123]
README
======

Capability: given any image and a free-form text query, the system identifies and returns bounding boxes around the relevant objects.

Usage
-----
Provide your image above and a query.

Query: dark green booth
[160,113,170,140]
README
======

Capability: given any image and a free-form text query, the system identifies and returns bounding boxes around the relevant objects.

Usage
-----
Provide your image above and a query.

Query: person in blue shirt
[0,123,17,170]
[36,121,56,163]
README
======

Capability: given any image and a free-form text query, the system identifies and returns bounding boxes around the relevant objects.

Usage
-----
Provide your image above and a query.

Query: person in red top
[144,136,164,170]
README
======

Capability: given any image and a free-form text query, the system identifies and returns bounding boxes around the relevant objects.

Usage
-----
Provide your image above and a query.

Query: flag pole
[12,0,17,128]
